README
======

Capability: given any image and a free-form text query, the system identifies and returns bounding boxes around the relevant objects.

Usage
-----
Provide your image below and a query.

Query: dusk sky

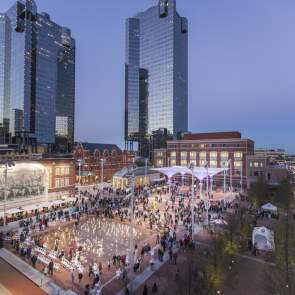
[1,0,294,152]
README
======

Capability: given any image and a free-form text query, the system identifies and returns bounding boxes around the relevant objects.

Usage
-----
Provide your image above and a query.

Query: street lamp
[100,158,104,194]
[204,161,210,226]
[126,162,136,294]
[189,162,195,239]
[77,159,84,185]
[1,159,15,228]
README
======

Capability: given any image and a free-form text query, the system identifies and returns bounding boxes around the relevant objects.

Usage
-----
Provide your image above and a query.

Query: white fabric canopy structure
[252,226,275,251]
[261,203,277,213]
[152,166,227,181]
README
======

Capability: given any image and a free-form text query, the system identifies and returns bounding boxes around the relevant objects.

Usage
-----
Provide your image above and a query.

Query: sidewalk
[116,225,203,295]
[0,248,76,295]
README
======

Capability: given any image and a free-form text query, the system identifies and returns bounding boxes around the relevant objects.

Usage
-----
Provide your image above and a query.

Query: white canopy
[261,202,277,213]
[252,226,275,251]
[152,166,228,181]
[22,204,41,212]
[6,208,24,215]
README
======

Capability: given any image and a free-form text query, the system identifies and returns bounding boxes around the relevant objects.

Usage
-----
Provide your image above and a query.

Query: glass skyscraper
[0,0,75,150]
[125,0,188,151]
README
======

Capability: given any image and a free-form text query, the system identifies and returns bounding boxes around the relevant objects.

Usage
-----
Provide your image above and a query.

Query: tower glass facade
[0,0,75,150]
[125,0,188,146]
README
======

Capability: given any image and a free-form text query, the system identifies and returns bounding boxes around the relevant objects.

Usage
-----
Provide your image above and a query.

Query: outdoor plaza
[0,164,243,295]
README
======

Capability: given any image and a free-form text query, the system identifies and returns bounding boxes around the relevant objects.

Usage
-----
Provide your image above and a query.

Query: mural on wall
[0,163,48,201]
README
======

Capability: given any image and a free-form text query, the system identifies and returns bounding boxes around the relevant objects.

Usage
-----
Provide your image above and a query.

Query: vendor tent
[261,203,277,213]
[252,226,275,251]
[6,208,24,215]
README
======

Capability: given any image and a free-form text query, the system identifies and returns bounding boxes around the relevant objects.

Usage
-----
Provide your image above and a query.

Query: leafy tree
[265,180,295,295]
[248,177,270,207]
[273,179,294,212]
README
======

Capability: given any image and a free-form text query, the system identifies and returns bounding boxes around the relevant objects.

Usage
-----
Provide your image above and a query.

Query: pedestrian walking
[143,284,148,295]
[152,282,158,294]
[48,260,54,276]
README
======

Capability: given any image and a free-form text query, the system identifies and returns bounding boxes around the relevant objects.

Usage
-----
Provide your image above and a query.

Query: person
[70,270,75,285]
[48,260,54,276]
[78,272,83,284]
[152,282,158,294]
[43,265,49,276]
[143,284,148,295]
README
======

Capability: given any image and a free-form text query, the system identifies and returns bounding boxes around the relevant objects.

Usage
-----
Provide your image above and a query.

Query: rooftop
[182,131,242,141]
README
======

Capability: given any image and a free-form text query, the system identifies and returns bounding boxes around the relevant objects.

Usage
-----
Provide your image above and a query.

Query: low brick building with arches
[73,143,134,185]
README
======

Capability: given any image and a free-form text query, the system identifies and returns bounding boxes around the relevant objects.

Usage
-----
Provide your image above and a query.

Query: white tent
[6,208,24,215]
[261,202,277,213]
[252,226,275,251]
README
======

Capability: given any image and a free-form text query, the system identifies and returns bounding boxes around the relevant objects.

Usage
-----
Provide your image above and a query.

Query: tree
[265,180,295,295]
[248,177,270,207]
[273,179,294,212]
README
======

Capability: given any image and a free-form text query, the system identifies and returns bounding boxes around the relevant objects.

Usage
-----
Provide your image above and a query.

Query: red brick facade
[73,144,134,185]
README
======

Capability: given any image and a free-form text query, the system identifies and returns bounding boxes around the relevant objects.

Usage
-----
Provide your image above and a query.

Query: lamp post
[228,159,233,193]
[77,159,84,185]
[100,158,104,194]
[189,163,195,239]
[205,162,210,226]
[1,160,15,228]
[127,162,136,294]
[222,161,227,204]
[240,163,243,194]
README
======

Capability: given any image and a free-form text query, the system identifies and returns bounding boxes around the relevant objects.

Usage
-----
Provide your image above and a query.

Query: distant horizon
[1,0,294,153]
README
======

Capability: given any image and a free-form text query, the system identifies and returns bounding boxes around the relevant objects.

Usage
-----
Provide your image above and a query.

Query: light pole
[240,163,243,194]
[127,163,136,294]
[222,161,227,204]
[228,159,233,193]
[205,162,209,226]
[1,160,15,228]
[100,158,104,194]
[77,159,85,186]
[189,163,195,239]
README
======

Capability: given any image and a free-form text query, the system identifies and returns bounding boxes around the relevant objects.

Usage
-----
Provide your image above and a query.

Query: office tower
[0,13,11,143]
[125,0,188,156]
[0,0,75,151]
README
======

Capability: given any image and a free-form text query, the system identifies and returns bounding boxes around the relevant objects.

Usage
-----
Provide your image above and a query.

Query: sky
[1,0,295,153]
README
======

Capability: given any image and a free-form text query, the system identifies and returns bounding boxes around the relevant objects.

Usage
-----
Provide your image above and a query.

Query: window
[170,159,176,166]
[65,167,70,175]
[60,178,65,187]
[220,151,228,159]
[199,151,206,159]
[170,151,176,158]
[250,162,253,167]
[181,159,187,166]
[200,159,206,167]
[55,178,60,188]
[55,167,60,175]
[210,151,217,159]
[234,152,243,159]
[60,167,65,175]
[65,178,70,186]
[190,159,197,165]
[234,161,242,167]
[254,162,259,167]
[210,160,217,167]
[180,151,187,159]
[190,151,196,159]
[157,159,163,166]
[157,151,163,157]
[200,144,205,148]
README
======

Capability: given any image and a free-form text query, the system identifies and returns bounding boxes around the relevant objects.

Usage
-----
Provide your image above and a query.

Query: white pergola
[152,166,228,195]
[152,165,229,230]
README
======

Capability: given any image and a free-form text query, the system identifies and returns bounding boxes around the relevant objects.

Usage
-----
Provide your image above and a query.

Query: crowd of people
[0,181,241,295]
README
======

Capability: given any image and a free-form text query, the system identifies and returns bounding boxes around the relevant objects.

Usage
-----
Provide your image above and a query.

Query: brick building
[73,143,134,185]
[153,131,254,188]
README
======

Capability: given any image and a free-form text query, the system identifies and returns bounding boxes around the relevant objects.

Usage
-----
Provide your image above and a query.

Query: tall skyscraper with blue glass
[125,0,188,155]
[0,0,75,151]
